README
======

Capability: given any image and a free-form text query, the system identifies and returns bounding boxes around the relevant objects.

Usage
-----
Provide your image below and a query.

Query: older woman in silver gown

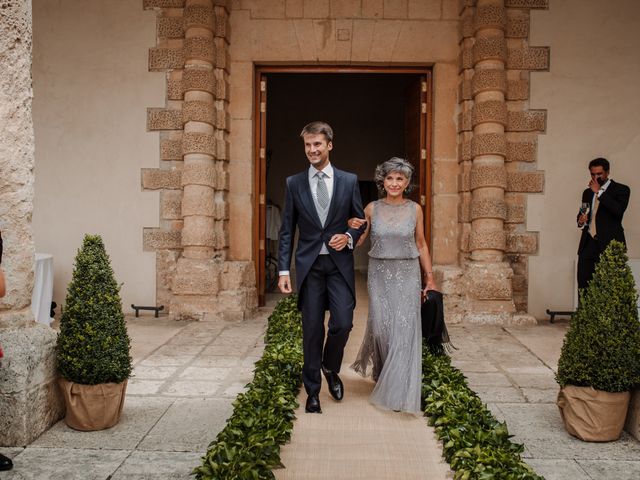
[350,158,437,414]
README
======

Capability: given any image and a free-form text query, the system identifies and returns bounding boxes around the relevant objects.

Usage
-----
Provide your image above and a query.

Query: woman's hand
[347,217,366,229]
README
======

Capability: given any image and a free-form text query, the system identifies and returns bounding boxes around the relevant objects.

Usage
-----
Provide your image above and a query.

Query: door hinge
[260,147,266,159]
[421,149,426,160]
[420,195,426,206]
[259,239,265,250]
[260,80,266,92]
[259,193,265,205]
[260,102,266,113]
[421,102,427,114]
[421,81,427,92]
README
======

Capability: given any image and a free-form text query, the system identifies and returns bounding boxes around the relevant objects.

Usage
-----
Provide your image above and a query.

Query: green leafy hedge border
[195,295,544,480]
[194,295,303,479]
[422,351,544,480]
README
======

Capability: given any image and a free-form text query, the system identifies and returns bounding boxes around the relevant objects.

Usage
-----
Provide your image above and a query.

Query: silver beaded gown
[351,199,422,414]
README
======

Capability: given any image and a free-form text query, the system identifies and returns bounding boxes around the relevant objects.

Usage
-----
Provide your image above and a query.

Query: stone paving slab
[449,322,640,480]
[3,447,129,480]
[110,450,202,480]
[137,398,234,452]
[32,396,174,450]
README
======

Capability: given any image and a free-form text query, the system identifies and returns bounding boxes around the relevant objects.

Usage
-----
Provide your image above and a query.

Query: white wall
[32,0,164,311]
[528,0,640,318]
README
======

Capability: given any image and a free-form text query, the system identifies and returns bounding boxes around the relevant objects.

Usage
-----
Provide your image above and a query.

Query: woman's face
[383,171,410,198]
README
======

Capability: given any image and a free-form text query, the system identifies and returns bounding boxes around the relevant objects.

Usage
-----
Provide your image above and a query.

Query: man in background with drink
[576,157,630,290]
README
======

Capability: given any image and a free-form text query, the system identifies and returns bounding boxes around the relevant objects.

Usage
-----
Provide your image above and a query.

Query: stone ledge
[147,108,183,131]
[506,232,538,254]
[141,168,182,190]
[505,0,549,8]
[507,47,550,70]
[507,171,544,192]
[143,228,181,251]
[149,47,184,71]
[144,0,185,9]
[507,110,546,132]
[157,17,184,39]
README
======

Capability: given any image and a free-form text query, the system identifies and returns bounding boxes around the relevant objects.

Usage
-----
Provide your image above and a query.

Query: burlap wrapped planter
[59,378,127,431]
[557,385,630,442]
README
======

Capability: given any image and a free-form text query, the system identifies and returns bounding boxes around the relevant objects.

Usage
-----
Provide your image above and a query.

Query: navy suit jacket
[278,167,365,302]
[578,180,630,254]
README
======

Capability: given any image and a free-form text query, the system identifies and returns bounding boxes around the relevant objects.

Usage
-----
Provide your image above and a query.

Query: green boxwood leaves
[556,241,640,392]
[56,234,132,385]
[194,295,303,480]
[422,349,544,480]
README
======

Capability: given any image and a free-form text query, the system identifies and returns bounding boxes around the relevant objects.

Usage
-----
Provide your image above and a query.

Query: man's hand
[328,233,349,251]
[278,274,292,294]
[578,213,588,227]
[589,177,601,194]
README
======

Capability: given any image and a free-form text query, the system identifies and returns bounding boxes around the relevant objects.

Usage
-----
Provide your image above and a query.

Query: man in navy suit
[577,157,630,290]
[278,121,365,413]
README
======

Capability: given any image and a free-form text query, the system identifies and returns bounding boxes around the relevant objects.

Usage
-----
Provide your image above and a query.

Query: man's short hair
[589,157,610,171]
[300,121,333,143]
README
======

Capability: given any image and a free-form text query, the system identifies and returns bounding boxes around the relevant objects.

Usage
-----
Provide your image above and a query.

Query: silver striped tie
[316,172,329,209]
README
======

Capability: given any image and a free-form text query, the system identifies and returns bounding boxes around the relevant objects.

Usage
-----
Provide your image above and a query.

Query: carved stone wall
[0,0,64,446]
[143,0,256,320]
[455,0,548,323]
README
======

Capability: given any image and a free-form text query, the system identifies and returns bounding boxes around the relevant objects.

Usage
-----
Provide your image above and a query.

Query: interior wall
[32,0,164,311]
[528,0,640,318]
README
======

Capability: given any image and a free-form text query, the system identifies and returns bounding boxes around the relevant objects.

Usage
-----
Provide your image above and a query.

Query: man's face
[303,133,332,170]
[590,166,609,185]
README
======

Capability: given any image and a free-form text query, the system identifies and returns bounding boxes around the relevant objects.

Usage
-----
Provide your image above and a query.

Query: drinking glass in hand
[579,202,590,215]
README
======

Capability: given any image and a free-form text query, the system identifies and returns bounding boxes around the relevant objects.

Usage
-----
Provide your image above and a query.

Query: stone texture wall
[0,0,64,446]
[144,0,256,319]
[449,0,547,323]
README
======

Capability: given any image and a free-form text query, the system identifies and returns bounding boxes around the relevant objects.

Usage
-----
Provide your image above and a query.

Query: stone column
[0,0,63,445]
[463,0,516,322]
[172,0,222,318]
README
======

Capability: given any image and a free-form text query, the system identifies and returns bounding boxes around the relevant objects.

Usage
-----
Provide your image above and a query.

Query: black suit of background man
[577,157,630,290]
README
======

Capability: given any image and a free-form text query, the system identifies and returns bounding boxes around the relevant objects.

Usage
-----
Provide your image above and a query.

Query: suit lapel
[298,173,323,228]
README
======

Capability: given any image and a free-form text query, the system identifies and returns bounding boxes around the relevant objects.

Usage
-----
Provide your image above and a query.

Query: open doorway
[254,66,432,306]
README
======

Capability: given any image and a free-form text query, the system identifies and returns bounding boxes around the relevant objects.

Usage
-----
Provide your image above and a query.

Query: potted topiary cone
[556,240,640,441]
[56,234,132,431]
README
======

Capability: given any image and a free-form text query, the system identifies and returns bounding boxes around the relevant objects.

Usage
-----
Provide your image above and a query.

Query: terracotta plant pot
[557,385,630,442]
[58,377,127,431]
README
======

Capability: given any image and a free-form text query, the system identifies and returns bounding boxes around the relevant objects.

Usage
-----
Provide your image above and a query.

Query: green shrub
[556,240,640,392]
[194,295,303,480]
[56,234,132,385]
[422,349,544,480]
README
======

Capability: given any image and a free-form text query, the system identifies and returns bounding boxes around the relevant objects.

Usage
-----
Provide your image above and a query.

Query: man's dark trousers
[300,255,354,396]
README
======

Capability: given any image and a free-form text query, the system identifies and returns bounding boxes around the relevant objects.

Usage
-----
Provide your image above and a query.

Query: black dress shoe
[305,394,322,413]
[0,453,13,471]
[322,366,344,401]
